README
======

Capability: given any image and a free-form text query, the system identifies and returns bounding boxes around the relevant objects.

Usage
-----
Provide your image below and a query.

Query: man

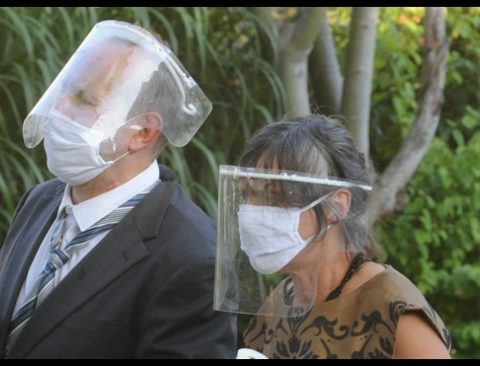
[0,20,236,358]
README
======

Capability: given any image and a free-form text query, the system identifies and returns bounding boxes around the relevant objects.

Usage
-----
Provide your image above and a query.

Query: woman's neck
[286,233,355,305]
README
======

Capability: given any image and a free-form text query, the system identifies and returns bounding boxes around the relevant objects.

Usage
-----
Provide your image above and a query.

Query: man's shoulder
[26,178,65,199]
[141,180,216,257]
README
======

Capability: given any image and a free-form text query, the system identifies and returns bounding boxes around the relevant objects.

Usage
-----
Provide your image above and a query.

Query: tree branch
[276,7,325,116]
[340,7,378,158]
[309,7,343,115]
[369,7,449,224]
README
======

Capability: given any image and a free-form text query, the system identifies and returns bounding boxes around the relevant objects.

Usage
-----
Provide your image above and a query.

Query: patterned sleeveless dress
[243,265,451,358]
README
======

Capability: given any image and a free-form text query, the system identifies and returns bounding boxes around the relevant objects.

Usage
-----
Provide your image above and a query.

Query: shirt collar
[57,161,160,232]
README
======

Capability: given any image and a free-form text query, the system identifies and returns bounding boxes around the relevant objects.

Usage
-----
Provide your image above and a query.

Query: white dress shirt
[12,161,160,316]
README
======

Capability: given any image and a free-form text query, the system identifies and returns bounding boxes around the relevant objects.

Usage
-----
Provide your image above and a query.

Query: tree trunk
[277,7,325,116]
[369,7,449,224]
[310,7,342,115]
[340,7,378,158]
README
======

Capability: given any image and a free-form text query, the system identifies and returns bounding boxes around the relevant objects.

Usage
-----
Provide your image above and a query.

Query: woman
[215,114,451,358]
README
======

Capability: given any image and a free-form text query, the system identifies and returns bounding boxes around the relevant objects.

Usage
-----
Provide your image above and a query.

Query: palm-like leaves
[0,7,284,243]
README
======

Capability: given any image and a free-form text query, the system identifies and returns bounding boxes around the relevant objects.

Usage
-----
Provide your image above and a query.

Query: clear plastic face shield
[23,20,212,156]
[214,165,372,317]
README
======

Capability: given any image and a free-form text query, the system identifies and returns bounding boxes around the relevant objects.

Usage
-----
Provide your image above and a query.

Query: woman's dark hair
[239,114,380,259]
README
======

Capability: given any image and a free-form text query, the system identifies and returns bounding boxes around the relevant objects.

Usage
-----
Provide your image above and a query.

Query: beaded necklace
[325,252,370,301]
[283,252,371,306]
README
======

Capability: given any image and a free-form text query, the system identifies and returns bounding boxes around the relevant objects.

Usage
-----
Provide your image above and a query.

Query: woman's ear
[128,113,163,151]
[326,188,351,221]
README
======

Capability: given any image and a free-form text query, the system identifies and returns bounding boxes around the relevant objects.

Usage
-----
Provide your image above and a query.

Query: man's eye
[73,91,97,107]
[77,91,90,104]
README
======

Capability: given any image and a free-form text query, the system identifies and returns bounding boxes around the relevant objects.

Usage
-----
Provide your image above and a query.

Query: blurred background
[0,7,479,358]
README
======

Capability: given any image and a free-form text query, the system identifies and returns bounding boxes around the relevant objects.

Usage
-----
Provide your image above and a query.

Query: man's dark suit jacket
[0,164,237,358]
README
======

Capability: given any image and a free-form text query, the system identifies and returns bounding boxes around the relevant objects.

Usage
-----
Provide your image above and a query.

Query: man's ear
[326,188,351,222]
[128,113,163,151]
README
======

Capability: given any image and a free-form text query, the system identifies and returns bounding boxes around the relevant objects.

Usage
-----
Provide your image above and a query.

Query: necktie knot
[47,205,78,267]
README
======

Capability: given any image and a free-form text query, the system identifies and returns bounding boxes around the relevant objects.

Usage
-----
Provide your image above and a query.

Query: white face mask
[43,109,127,186]
[238,193,332,274]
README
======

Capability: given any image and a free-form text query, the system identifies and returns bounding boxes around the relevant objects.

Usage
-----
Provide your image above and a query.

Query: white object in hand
[236,348,269,359]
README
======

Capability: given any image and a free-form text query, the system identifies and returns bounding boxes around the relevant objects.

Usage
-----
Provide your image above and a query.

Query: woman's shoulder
[377,265,428,298]
[356,264,430,304]
[343,263,437,320]
[379,265,452,352]
[359,264,451,347]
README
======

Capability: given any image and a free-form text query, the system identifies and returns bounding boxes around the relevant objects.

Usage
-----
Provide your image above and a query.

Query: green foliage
[0,7,284,237]
[370,7,424,171]
[441,7,480,148]
[326,6,480,358]
[152,7,285,219]
[376,132,480,358]
[372,7,480,358]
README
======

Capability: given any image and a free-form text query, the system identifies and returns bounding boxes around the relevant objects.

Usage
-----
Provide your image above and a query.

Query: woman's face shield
[23,20,212,159]
[214,165,372,317]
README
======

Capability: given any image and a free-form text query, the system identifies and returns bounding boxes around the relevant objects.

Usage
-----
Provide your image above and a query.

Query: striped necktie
[5,182,157,353]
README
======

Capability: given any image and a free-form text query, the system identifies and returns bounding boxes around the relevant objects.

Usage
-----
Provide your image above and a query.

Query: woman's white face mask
[43,109,128,186]
[238,193,333,274]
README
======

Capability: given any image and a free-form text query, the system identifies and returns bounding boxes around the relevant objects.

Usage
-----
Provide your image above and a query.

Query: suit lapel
[9,180,176,358]
[0,184,63,352]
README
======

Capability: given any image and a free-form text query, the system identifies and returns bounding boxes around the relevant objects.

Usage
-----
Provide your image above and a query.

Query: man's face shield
[214,165,372,317]
[23,20,212,158]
